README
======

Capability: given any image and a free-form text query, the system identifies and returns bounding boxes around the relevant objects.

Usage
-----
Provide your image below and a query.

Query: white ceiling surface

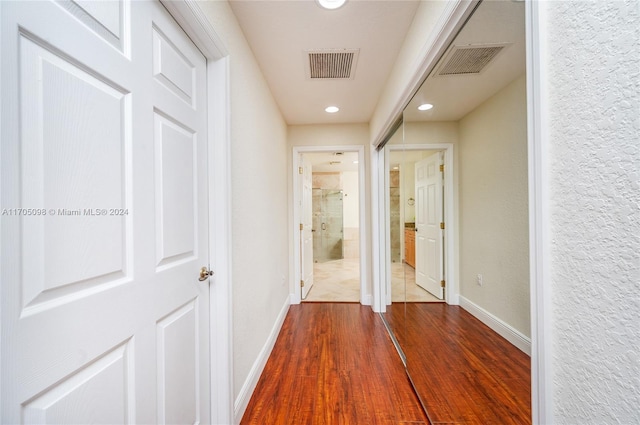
[304,151,359,172]
[229,0,420,125]
[404,0,526,122]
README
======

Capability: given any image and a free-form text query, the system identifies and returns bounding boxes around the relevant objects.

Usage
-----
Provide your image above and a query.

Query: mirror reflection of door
[415,152,444,299]
[388,148,445,303]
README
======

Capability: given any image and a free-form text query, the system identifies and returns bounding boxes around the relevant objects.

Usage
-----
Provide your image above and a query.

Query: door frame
[291,145,368,305]
[380,144,455,306]
[159,2,233,423]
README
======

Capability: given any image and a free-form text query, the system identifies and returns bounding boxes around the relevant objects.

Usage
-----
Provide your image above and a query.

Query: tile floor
[303,258,441,303]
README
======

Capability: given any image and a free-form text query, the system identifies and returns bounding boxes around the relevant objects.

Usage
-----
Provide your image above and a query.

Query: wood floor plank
[386,303,531,425]
[240,303,429,425]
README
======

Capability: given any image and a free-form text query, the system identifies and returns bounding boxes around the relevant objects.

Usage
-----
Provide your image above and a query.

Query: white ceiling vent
[436,43,510,76]
[305,49,359,80]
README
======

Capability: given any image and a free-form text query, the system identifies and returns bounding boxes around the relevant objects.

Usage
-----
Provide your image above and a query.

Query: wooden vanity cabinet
[404,228,415,268]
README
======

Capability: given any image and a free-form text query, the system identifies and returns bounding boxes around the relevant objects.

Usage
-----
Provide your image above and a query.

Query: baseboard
[233,296,291,423]
[458,295,531,356]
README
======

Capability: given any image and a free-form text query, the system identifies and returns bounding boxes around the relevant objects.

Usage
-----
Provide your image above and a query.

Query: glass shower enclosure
[312,189,344,263]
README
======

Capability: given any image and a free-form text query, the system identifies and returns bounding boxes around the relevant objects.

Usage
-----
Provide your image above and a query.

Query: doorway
[383,144,456,306]
[292,146,366,304]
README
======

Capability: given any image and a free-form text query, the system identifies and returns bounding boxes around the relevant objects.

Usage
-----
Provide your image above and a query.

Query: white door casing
[300,155,314,299]
[1,1,212,423]
[415,152,444,299]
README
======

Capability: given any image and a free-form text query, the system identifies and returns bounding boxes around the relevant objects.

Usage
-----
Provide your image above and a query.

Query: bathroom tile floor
[303,258,441,302]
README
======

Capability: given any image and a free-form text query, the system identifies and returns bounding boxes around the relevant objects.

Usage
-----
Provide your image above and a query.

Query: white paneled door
[415,152,444,300]
[1,1,211,423]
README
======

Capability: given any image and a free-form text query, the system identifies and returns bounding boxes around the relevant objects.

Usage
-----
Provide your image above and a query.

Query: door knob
[199,266,214,281]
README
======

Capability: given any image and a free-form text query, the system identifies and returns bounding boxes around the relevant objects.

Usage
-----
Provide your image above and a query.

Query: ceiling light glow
[317,0,347,10]
[418,103,434,111]
[325,106,340,113]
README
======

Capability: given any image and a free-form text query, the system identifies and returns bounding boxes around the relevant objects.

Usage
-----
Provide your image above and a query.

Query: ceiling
[229,0,525,126]
[404,0,525,122]
[229,0,420,125]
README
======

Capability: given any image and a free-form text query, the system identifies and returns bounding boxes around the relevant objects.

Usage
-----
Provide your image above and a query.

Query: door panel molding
[1,1,233,424]
[160,2,234,424]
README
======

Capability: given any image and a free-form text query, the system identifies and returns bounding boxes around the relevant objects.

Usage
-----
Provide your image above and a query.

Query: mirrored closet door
[379,0,531,422]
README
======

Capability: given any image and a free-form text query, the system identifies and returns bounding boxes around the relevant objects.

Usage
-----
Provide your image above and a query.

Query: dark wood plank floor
[240,303,429,425]
[385,302,531,425]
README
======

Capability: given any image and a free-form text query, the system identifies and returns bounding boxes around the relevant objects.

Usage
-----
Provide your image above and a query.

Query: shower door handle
[321,223,326,230]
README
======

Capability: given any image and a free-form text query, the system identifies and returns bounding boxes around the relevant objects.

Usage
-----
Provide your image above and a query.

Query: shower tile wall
[312,172,341,190]
[343,228,359,259]
[390,171,401,262]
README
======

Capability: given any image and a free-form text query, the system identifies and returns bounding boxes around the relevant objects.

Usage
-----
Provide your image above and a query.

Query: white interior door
[415,152,444,299]
[300,155,314,299]
[1,1,211,423]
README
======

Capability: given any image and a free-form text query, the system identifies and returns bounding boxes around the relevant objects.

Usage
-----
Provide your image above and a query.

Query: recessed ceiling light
[353,160,359,164]
[325,106,339,113]
[418,103,433,111]
[317,0,347,10]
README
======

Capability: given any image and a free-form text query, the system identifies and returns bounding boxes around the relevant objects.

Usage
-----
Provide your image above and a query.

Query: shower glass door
[312,189,344,263]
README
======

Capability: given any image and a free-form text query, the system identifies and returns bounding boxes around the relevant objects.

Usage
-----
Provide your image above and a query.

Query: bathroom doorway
[292,146,366,304]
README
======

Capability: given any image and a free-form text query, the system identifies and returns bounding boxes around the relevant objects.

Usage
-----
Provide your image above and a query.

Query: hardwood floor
[241,302,531,425]
[240,303,429,424]
[385,303,531,425]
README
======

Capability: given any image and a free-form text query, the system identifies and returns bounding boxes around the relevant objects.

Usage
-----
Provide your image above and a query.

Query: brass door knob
[199,266,213,281]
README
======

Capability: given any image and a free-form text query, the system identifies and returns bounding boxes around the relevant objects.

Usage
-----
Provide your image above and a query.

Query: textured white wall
[198,1,290,402]
[459,74,530,337]
[545,0,640,422]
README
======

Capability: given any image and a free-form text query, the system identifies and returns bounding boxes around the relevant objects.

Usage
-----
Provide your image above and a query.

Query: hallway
[242,302,531,424]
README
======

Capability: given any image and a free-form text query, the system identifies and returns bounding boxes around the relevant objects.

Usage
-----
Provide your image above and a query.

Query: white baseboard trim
[458,295,531,356]
[233,296,291,424]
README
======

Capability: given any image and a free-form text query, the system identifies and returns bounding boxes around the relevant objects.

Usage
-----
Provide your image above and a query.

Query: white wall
[544,1,640,422]
[198,0,290,406]
[458,74,530,337]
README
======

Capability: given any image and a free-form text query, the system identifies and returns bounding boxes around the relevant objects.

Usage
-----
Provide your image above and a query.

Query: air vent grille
[306,49,359,80]
[437,44,509,76]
